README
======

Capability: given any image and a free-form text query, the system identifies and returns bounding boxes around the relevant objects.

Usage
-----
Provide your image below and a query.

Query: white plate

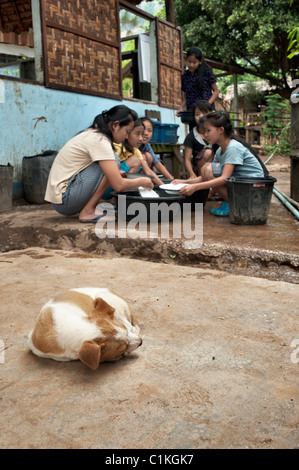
[138,187,160,198]
[159,183,187,192]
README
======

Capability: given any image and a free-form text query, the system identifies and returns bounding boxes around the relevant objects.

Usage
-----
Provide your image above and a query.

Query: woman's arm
[179,163,234,196]
[209,82,219,105]
[184,147,197,178]
[176,92,186,116]
[154,161,173,180]
[139,159,163,186]
[99,160,154,191]
[173,175,203,185]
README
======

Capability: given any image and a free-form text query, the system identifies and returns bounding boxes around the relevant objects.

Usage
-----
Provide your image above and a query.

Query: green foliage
[239,82,265,110]
[155,0,166,20]
[120,8,150,36]
[212,69,234,95]
[263,94,289,130]
[1,69,19,77]
[138,0,166,19]
[123,77,133,98]
[287,0,299,62]
[174,0,299,95]
[262,94,291,155]
[288,26,299,59]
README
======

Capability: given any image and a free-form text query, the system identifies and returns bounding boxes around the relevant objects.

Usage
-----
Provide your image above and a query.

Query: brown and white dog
[28,288,142,370]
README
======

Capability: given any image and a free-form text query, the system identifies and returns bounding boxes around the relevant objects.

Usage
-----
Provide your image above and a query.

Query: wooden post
[31,0,44,83]
[165,0,175,24]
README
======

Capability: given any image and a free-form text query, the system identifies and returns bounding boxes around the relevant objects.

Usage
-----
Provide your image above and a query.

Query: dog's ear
[94,297,115,317]
[78,340,105,370]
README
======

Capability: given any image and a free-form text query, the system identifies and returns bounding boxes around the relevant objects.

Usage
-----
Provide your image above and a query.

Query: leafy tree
[174,0,299,98]
[288,27,299,59]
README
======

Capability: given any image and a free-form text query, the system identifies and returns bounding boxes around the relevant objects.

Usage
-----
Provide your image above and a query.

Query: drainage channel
[1,224,298,285]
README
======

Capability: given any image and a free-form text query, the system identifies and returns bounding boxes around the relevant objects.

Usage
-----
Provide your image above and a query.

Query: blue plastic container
[151,122,160,142]
[150,123,179,143]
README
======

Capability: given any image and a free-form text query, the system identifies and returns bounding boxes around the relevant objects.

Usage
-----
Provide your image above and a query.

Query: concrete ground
[0,158,298,449]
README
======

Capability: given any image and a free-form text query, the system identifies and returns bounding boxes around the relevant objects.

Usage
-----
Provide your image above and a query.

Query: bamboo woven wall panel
[45,28,120,97]
[158,22,181,70]
[43,0,118,43]
[160,65,182,108]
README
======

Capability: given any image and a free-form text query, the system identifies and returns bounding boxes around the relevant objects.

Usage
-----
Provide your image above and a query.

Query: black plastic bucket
[225,176,277,225]
[178,111,195,124]
[22,150,57,204]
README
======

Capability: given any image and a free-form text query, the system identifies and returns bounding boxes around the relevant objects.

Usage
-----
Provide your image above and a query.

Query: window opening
[0,31,35,80]
[120,7,156,102]
[0,0,36,81]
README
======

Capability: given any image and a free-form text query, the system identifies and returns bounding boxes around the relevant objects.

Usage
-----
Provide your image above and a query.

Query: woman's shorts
[120,160,141,173]
[211,162,224,177]
[192,148,213,175]
[211,162,236,178]
[52,161,104,215]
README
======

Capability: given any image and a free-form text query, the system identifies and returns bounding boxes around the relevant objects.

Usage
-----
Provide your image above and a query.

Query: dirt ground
[0,249,298,449]
[0,155,298,449]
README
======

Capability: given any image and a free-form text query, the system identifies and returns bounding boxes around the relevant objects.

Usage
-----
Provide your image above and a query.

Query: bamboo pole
[273,188,299,221]
[274,186,299,209]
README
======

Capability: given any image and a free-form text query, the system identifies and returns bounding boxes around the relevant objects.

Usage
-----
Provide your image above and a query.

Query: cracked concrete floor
[0,249,298,449]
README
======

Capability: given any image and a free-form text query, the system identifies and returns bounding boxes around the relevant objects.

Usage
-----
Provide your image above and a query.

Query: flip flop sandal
[80,214,108,223]
[209,201,229,217]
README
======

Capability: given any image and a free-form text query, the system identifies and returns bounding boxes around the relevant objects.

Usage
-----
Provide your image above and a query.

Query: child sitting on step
[139,117,174,180]
[183,100,215,178]
[114,118,163,187]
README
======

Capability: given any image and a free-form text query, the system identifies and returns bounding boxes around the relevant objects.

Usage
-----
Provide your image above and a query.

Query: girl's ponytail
[231,135,269,177]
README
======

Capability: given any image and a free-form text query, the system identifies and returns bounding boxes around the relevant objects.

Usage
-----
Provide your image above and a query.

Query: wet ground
[1,166,298,284]
[0,157,298,449]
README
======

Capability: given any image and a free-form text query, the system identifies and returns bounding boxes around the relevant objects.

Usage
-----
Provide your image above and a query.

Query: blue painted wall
[0,78,184,196]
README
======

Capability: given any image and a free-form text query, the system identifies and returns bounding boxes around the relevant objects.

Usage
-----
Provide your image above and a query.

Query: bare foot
[79,202,116,222]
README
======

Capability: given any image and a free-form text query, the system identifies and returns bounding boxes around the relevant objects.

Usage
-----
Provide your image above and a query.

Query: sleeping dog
[28,288,142,370]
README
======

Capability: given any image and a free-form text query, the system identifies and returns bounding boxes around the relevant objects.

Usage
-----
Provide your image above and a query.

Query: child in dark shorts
[183,100,216,178]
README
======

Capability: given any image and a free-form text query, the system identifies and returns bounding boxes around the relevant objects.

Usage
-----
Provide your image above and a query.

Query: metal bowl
[179,111,194,124]
[124,173,154,180]
[111,189,185,222]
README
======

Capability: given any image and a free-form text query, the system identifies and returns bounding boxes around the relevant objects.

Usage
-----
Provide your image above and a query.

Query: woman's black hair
[90,105,138,145]
[205,111,233,136]
[133,118,145,128]
[204,111,269,176]
[187,47,212,91]
[192,100,213,116]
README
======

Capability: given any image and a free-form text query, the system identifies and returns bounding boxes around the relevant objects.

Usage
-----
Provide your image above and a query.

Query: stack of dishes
[159,183,187,195]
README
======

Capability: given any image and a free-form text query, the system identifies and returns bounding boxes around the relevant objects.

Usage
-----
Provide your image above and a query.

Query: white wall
[0,78,184,194]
